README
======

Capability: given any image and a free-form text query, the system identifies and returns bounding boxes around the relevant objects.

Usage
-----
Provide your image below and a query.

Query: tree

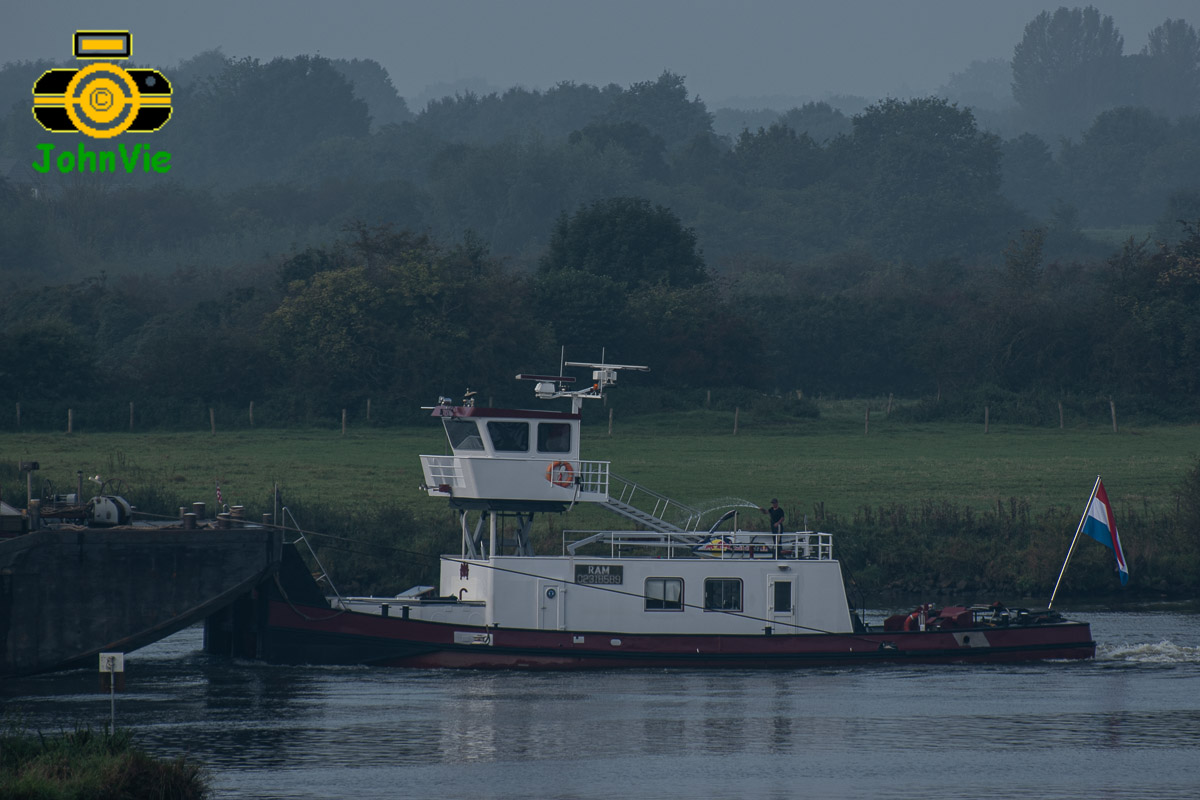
[1000,133,1061,219]
[1059,106,1172,225]
[538,197,707,289]
[568,121,668,181]
[938,59,1016,112]
[732,123,826,191]
[845,97,1013,261]
[604,71,713,150]
[330,58,413,130]
[266,228,550,407]
[1135,19,1200,117]
[778,102,852,144]
[1012,6,1124,136]
[166,55,371,184]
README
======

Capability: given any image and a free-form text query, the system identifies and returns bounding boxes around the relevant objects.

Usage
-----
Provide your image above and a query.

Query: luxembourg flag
[1080,478,1129,585]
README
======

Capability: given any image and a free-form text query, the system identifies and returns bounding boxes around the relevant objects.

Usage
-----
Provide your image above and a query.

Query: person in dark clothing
[762,498,784,534]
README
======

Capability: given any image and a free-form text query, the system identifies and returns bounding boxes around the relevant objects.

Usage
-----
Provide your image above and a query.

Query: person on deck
[762,498,784,534]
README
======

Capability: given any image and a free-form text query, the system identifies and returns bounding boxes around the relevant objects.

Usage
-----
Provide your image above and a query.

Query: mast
[1048,475,1101,610]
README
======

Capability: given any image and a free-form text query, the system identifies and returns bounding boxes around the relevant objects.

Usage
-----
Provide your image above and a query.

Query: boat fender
[546,461,575,487]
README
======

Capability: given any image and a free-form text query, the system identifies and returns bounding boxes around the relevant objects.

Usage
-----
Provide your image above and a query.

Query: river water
[4,606,1199,799]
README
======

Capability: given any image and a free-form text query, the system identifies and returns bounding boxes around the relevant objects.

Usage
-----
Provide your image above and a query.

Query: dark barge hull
[1,526,283,677]
[257,598,1095,669]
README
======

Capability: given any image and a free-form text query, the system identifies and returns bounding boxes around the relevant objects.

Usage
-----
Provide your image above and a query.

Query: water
[4,608,1200,799]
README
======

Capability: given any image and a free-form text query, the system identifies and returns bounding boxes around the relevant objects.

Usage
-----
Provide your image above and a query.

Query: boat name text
[574,564,623,585]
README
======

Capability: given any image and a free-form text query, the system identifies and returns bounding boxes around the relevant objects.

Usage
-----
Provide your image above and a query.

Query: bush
[0,726,209,799]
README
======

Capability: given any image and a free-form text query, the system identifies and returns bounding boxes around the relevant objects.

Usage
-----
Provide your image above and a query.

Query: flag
[1081,478,1128,585]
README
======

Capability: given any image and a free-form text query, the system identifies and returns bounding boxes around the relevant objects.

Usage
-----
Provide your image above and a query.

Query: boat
[250,362,1095,668]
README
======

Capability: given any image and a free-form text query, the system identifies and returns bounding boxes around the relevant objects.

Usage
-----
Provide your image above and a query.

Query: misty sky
[6,1,1199,108]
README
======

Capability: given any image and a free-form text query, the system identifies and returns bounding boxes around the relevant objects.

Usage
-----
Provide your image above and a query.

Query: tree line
[2,201,1199,428]
[1,6,1199,424]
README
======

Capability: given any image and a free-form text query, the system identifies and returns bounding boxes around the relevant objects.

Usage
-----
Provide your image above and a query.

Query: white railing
[576,460,609,496]
[607,472,703,530]
[421,456,464,488]
[564,529,834,560]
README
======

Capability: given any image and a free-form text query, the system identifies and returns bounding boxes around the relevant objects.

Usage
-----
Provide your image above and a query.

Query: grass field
[2,402,1197,523]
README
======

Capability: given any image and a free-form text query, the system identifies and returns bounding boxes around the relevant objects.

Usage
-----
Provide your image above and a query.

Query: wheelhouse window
[704,578,742,611]
[645,578,683,611]
[487,421,530,452]
[444,419,484,451]
[537,422,573,453]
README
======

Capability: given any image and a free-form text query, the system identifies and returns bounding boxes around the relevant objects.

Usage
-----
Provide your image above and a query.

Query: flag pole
[1048,475,1101,609]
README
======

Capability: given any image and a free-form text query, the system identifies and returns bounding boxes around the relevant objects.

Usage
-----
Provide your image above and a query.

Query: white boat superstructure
[257,360,1095,669]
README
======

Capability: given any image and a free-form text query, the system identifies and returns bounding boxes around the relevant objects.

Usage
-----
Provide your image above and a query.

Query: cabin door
[538,581,565,630]
[767,577,795,633]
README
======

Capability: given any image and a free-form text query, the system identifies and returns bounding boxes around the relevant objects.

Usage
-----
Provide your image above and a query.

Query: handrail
[280,506,341,600]
[607,472,703,530]
[564,529,834,560]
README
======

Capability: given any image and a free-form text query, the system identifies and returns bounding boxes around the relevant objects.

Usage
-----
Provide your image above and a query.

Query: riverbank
[2,420,1197,600]
[0,727,208,799]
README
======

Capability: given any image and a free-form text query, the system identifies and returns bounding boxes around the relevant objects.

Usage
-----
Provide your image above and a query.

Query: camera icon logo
[32,31,172,139]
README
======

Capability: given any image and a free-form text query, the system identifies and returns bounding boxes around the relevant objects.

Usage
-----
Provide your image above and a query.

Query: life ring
[902,611,923,632]
[546,461,574,487]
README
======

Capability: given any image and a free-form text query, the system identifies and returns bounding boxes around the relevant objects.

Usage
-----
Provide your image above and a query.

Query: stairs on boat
[601,473,703,535]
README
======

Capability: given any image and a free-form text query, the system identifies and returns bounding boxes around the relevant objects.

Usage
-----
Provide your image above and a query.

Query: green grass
[0,726,208,799]
[1,407,1196,522]
[4,407,1197,599]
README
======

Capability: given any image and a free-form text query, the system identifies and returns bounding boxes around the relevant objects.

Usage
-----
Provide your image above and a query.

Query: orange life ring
[902,611,922,632]
[546,461,574,487]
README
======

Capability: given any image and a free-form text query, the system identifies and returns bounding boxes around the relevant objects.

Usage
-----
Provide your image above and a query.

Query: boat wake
[1096,640,1200,664]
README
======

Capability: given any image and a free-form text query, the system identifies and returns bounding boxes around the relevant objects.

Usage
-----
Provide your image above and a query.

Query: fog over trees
[2,6,1200,426]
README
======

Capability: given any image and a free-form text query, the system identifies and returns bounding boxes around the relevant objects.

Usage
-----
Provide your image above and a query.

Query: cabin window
[445,419,484,451]
[704,578,743,612]
[537,422,573,453]
[644,578,683,611]
[487,421,530,452]
[772,580,792,613]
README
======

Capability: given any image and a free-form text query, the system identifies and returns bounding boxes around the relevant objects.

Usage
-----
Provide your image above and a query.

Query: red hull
[262,600,1095,669]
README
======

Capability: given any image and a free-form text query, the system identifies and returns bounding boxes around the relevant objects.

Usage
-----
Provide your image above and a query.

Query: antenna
[517,356,649,413]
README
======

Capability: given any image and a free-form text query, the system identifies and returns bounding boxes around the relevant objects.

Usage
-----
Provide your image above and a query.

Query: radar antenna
[517,356,649,413]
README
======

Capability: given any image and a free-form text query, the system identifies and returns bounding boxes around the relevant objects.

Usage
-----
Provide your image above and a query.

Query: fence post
[733,407,739,435]
[129,401,134,432]
[705,389,711,408]
[984,405,989,434]
[1110,398,1117,433]
[249,401,254,427]
[15,402,19,429]
[342,408,347,436]
[366,398,371,422]
[864,405,870,435]
[67,408,73,434]
[608,408,613,436]
[1058,401,1064,429]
